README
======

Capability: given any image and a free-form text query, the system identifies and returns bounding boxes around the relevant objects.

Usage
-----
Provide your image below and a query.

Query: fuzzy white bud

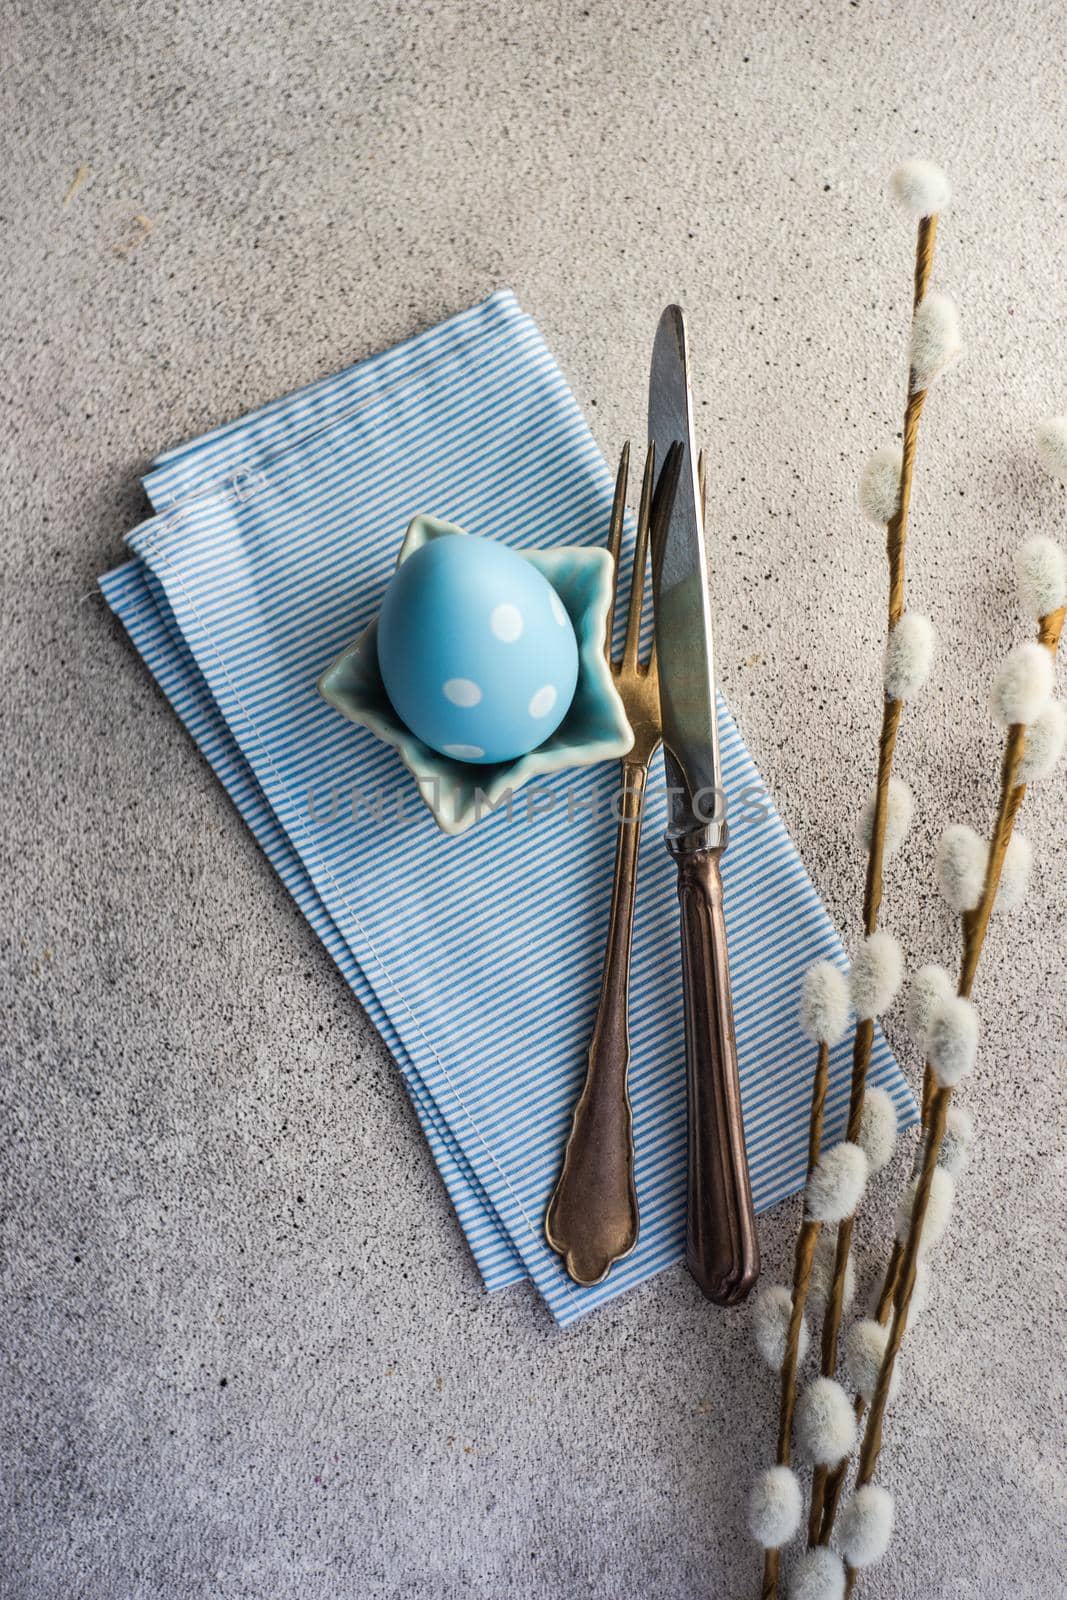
[858,446,903,525]
[905,964,955,1055]
[990,640,1055,728]
[890,159,951,217]
[938,1105,974,1178]
[844,1317,901,1404]
[910,292,962,390]
[800,960,851,1045]
[838,1485,894,1568]
[857,778,913,860]
[909,1258,932,1320]
[806,1142,869,1224]
[896,1166,955,1253]
[795,1376,859,1466]
[927,996,979,1087]
[808,1230,856,1317]
[1018,701,1067,783]
[936,824,988,912]
[1036,416,1067,485]
[747,1465,803,1549]
[753,1284,811,1372]
[1014,535,1067,619]
[996,832,1031,912]
[787,1547,846,1600]
[857,1086,898,1175]
[849,931,904,1020]
[883,612,936,701]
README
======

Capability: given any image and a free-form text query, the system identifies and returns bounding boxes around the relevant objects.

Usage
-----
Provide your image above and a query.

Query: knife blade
[648,305,725,849]
[648,304,760,1307]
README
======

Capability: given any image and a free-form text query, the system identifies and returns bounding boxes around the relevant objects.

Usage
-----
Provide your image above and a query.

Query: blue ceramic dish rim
[316,515,635,835]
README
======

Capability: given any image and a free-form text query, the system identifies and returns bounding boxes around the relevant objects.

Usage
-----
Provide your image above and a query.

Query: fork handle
[670,841,760,1306]
[545,759,647,1285]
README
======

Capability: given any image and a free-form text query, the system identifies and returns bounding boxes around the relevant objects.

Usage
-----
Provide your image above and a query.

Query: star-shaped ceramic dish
[317,515,634,836]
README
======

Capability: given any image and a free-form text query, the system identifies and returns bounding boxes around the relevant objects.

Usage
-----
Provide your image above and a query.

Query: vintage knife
[648,304,760,1306]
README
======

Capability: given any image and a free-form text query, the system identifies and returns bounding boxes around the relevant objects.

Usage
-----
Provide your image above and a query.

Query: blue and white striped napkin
[101,290,916,1325]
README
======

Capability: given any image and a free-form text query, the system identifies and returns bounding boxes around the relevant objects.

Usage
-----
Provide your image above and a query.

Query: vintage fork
[545,442,682,1285]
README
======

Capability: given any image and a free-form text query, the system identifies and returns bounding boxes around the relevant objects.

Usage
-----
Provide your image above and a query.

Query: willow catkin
[1035,416,1067,484]
[764,1024,844,1600]
[749,1466,804,1549]
[909,293,962,389]
[838,1486,894,1568]
[937,1105,974,1179]
[1014,535,1067,618]
[858,447,903,525]
[800,963,852,1046]
[788,1548,846,1600]
[935,825,988,913]
[890,159,951,216]
[990,641,1055,727]
[883,614,936,700]
[762,1015,840,1599]
[754,1285,811,1372]
[795,1378,859,1465]
[845,1319,901,1404]
[996,832,1031,911]
[849,932,904,1021]
[926,997,979,1087]
[904,964,955,1054]
[806,1144,869,1223]
[780,181,951,1585]
[1017,701,1067,783]
[857,780,912,860]
[828,665,1041,1574]
[857,1087,898,1175]
[895,1166,955,1251]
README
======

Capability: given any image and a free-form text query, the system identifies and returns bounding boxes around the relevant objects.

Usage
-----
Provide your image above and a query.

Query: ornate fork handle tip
[545,761,648,1284]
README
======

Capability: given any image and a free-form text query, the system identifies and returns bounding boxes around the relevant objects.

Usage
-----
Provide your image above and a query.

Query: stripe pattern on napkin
[102,290,916,1325]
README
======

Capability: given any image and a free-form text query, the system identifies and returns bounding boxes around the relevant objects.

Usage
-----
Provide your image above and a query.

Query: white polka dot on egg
[490,603,524,642]
[443,742,486,761]
[549,590,568,627]
[528,685,557,719]
[443,678,482,707]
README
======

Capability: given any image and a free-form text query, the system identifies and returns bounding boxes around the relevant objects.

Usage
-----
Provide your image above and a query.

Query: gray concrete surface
[2,3,1065,1596]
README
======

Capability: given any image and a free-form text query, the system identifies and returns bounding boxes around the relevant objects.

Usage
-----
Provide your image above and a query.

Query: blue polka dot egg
[376,533,580,765]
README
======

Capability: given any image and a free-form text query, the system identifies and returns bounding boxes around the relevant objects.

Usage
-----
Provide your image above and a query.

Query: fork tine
[604,443,630,662]
[622,443,655,669]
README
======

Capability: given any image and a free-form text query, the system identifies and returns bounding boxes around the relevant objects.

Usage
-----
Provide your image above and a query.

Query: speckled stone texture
[2,4,1065,1597]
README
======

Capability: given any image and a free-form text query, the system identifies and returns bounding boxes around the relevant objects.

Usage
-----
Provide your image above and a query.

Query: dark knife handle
[670,841,760,1306]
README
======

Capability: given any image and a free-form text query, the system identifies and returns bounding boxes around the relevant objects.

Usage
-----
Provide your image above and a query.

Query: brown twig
[817,1232,904,1539]
[830,608,1065,1591]
[821,621,1064,1546]
[912,214,938,312]
[805,214,939,1549]
[805,1022,872,1541]
[761,1041,832,1598]
[861,701,903,934]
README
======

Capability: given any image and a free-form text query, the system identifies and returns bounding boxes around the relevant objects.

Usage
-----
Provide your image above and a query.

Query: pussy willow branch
[761,1042,832,1600]
[826,608,1065,1593]
[805,209,940,1548]
[819,598,1067,1546]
